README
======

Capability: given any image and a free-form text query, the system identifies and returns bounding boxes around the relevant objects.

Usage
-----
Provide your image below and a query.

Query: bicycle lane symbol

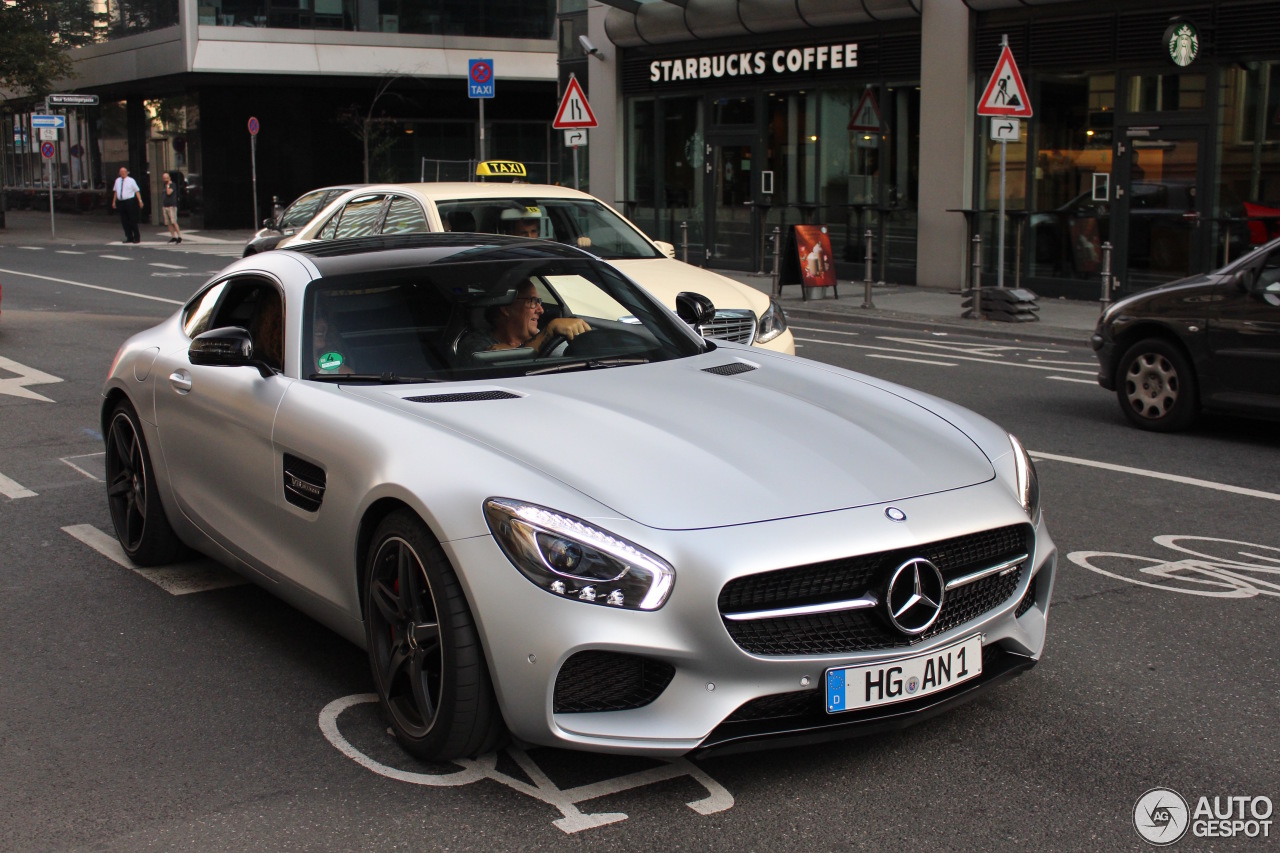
[319,694,734,834]
[1068,535,1280,599]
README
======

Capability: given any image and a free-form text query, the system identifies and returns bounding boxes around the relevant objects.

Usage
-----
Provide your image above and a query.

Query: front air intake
[553,651,675,713]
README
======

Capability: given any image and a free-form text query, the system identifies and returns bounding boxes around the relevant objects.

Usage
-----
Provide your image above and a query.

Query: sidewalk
[0,209,1102,342]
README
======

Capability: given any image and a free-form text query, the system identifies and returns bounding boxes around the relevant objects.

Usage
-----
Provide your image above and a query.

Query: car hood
[608,257,770,316]
[345,355,994,530]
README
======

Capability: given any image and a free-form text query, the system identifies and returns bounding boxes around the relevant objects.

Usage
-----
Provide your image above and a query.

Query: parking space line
[865,354,957,367]
[149,263,186,269]
[17,246,43,251]
[0,268,182,304]
[55,250,86,255]
[62,524,249,595]
[60,452,104,482]
[1046,375,1096,384]
[791,324,860,337]
[99,255,131,261]
[0,471,37,499]
[1029,452,1280,502]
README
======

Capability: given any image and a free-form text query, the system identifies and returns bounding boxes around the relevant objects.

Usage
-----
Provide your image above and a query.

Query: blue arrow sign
[32,115,66,129]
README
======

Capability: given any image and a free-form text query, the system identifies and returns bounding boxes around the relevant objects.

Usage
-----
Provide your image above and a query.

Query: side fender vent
[405,391,519,403]
[283,453,326,512]
[702,362,757,376]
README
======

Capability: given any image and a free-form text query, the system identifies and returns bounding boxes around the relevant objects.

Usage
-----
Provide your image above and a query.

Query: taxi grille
[702,310,756,345]
[718,525,1031,656]
[553,651,675,713]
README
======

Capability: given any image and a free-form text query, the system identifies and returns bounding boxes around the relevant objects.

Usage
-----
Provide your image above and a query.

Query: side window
[318,211,339,240]
[333,195,387,239]
[208,278,285,373]
[182,282,227,338]
[279,190,328,228]
[381,196,428,235]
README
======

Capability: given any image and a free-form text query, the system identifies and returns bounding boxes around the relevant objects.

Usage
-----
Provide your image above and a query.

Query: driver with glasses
[457,281,590,360]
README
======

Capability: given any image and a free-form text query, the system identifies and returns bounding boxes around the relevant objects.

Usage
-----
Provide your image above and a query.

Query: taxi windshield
[436,198,664,261]
[303,252,704,384]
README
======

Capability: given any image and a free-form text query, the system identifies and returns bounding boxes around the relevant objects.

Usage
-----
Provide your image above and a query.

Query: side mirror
[262,216,279,230]
[190,326,255,367]
[1236,268,1257,291]
[653,240,677,259]
[676,292,716,328]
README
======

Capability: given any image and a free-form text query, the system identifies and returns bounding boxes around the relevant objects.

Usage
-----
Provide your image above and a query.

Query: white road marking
[99,255,132,261]
[319,694,734,833]
[1029,451,1280,502]
[791,324,859,337]
[17,246,43,251]
[1030,357,1096,366]
[878,336,1069,356]
[149,262,186,269]
[0,471,37,499]
[796,337,1096,374]
[55,250,86,255]
[60,452,104,482]
[0,267,182,304]
[0,355,64,402]
[865,354,956,367]
[62,524,248,595]
[1047,375,1097,384]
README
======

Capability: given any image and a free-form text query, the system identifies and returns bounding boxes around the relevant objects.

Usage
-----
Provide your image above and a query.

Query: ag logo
[1134,787,1190,845]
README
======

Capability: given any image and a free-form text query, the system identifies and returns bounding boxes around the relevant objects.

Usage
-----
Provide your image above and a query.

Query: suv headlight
[756,298,788,344]
[1008,434,1041,525]
[484,499,675,611]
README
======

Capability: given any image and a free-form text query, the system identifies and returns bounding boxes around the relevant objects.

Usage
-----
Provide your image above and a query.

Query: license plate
[825,634,983,713]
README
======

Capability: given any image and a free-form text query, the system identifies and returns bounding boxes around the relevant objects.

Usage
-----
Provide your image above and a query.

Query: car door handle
[169,370,192,394]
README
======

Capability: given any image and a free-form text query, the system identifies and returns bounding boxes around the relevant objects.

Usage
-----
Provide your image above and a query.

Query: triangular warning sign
[553,75,598,129]
[977,45,1033,117]
[848,89,881,132]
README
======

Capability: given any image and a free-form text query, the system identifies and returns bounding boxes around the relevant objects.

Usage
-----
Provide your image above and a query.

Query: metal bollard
[1099,241,1113,313]
[771,226,782,297]
[861,228,875,309]
[971,233,983,319]
[681,221,689,264]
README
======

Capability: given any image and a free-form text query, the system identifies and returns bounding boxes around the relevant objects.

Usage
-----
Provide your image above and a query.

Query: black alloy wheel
[363,510,504,761]
[104,401,184,565]
[1116,338,1199,432]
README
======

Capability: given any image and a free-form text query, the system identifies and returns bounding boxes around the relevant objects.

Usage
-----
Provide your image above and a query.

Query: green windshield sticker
[318,352,344,371]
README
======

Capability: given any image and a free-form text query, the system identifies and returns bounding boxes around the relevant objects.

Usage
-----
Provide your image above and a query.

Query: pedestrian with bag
[112,167,144,244]
[161,172,182,243]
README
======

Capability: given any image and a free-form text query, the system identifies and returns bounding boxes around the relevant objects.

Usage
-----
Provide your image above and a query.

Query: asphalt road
[1,241,1277,852]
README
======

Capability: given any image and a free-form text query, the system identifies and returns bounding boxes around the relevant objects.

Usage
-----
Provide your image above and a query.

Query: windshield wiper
[307,372,441,384]
[524,357,650,376]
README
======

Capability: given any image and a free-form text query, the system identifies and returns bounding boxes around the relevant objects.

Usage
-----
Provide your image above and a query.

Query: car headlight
[1008,434,1041,525]
[756,298,788,344]
[484,499,675,611]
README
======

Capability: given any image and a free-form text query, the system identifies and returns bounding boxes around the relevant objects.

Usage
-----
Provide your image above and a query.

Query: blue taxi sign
[468,59,494,99]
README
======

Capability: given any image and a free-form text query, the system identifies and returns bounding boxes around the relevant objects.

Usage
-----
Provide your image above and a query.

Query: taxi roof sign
[475,160,527,178]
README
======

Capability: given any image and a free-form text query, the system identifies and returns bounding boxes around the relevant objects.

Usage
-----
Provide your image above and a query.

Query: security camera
[579,35,601,57]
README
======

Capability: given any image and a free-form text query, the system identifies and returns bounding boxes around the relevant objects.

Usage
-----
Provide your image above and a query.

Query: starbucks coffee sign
[1164,20,1199,67]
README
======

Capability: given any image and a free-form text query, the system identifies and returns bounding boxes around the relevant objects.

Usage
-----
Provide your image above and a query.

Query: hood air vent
[703,362,757,376]
[405,391,519,403]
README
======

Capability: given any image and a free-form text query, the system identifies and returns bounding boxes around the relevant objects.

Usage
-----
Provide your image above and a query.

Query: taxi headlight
[484,498,675,611]
[1008,434,1041,525]
[756,298,788,344]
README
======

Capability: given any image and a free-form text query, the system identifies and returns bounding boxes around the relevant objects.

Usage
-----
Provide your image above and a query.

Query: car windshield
[435,198,664,261]
[302,251,704,384]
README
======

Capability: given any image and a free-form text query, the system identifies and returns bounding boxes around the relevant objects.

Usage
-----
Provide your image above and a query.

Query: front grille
[702,310,756,345]
[719,525,1031,656]
[553,651,675,713]
[1015,573,1038,617]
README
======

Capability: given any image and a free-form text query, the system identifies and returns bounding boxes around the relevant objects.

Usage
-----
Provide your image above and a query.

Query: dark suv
[1092,237,1280,430]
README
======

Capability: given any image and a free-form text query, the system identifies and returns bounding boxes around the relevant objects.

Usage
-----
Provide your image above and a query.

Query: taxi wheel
[105,400,185,566]
[1116,338,1198,432]
[363,510,505,761]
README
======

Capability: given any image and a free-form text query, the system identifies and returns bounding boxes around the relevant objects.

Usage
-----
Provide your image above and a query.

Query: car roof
[282,232,598,277]
[335,183,603,203]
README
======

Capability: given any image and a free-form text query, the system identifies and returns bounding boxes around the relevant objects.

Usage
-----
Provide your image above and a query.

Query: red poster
[795,225,836,288]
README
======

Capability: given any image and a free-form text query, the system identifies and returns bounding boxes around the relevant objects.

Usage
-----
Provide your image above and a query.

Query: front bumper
[1091,328,1117,390]
[445,480,1055,757]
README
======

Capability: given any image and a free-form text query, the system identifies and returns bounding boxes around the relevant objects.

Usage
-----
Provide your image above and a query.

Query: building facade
[3,0,559,227]
[585,0,1280,297]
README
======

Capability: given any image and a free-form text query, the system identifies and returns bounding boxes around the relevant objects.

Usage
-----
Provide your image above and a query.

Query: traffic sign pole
[248,116,260,228]
[976,34,1032,290]
[468,60,495,166]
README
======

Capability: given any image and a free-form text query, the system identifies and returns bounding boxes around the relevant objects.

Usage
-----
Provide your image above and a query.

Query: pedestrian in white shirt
[112,166,144,244]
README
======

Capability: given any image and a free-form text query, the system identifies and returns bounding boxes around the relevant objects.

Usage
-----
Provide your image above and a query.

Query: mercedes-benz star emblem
[884,558,945,635]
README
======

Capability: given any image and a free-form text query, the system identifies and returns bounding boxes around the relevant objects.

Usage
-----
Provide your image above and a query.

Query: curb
[784,304,1096,346]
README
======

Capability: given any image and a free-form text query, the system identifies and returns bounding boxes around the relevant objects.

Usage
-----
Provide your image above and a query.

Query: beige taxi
[277,166,793,354]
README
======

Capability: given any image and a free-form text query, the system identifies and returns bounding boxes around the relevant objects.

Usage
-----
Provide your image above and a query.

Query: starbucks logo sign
[1164,21,1199,67]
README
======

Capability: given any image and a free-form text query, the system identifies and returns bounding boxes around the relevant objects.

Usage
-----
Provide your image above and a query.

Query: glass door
[704,135,758,270]
[1114,126,1208,291]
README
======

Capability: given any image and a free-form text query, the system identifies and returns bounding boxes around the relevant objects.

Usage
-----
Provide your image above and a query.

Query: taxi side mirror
[653,240,676,259]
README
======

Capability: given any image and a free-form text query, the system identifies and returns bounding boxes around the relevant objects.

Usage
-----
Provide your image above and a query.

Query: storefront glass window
[627,99,657,238]
[713,96,754,126]
[194,1,553,37]
[662,97,704,253]
[881,84,920,280]
[1216,64,1280,265]
[1027,74,1115,283]
[766,90,817,231]
[1126,73,1205,113]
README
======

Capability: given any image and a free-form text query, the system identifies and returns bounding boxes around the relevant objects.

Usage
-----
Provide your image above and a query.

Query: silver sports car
[102,234,1055,760]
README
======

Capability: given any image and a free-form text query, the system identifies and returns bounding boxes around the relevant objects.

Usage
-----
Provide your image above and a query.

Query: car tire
[1115,338,1199,431]
[105,400,186,565]
[363,509,505,761]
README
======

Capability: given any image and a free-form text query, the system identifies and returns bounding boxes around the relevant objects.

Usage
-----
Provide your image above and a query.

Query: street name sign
[47,94,99,106]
